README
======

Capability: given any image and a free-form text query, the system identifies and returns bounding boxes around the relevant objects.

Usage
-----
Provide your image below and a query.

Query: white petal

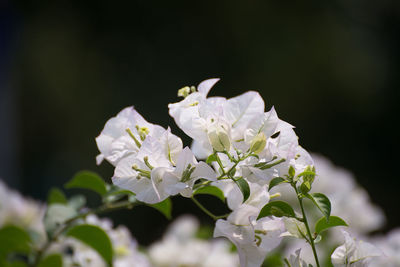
[197,78,220,96]
[224,91,265,140]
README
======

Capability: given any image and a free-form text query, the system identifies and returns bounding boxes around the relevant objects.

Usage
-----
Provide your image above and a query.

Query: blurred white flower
[369,228,400,266]
[286,249,310,267]
[0,179,47,246]
[149,215,239,267]
[49,214,151,267]
[331,230,381,267]
[214,216,285,267]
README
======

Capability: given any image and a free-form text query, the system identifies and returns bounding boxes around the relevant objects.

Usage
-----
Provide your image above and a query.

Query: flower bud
[207,122,231,152]
[177,86,191,98]
[250,132,267,154]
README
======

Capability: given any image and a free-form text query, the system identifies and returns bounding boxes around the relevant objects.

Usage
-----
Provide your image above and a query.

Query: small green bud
[249,132,267,154]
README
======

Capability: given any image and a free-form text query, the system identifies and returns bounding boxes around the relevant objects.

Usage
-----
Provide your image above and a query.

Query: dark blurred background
[1,0,399,244]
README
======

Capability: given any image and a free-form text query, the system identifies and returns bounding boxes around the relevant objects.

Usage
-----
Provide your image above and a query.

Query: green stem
[294,186,320,267]
[215,152,227,175]
[31,201,137,267]
[191,197,228,220]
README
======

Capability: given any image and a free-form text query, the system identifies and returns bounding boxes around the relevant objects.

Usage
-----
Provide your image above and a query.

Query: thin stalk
[294,186,320,267]
[191,197,228,220]
[215,153,227,175]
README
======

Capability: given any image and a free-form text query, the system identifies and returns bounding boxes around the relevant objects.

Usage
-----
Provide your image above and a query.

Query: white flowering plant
[0,79,388,267]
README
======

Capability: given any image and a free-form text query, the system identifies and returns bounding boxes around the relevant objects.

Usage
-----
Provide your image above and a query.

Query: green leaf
[234,177,250,203]
[7,261,28,267]
[65,170,107,196]
[268,177,286,191]
[297,170,316,178]
[288,165,295,178]
[47,188,67,204]
[194,186,225,202]
[300,182,311,194]
[66,224,113,265]
[38,254,63,267]
[0,225,31,257]
[206,154,217,164]
[148,198,172,219]
[315,216,348,234]
[305,193,331,221]
[257,201,296,219]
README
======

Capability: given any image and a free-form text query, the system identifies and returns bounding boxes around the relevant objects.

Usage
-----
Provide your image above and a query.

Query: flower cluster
[96,79,316,266]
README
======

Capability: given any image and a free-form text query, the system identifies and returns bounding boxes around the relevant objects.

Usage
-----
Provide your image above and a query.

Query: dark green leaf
[234,177,250,203]
[66,224,113,265]
[268,177,286,191]
[65,171,107,196]
[315,216,348,234]
[0,225,31,257]
[38,254,63,267]
[7,260,28,267]
[300,182,311,194]
[305,193,331,221]
[148,198,172,219]
[257,201,296,219]
[206,154,217,164]
[194,186,225,202]
[47,188,67,204]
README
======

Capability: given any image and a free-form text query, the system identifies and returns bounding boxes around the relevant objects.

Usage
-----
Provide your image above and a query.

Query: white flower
[212,180,283,267]
[168,79,221,145]
[96,106,165,166]
[331,231,381,267]
[161,147,217,198]
[225,182,270,225]
[170,79,268,157]
[286,249,310,267]
[112,134,216,203]
[214,216,285,267]
[243,107,293,152]
[112,127,184,204]
[223,90,265,142]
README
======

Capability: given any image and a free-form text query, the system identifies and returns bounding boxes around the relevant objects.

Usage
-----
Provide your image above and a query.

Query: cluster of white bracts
[95,78,387,267]
[96,79,312,266]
